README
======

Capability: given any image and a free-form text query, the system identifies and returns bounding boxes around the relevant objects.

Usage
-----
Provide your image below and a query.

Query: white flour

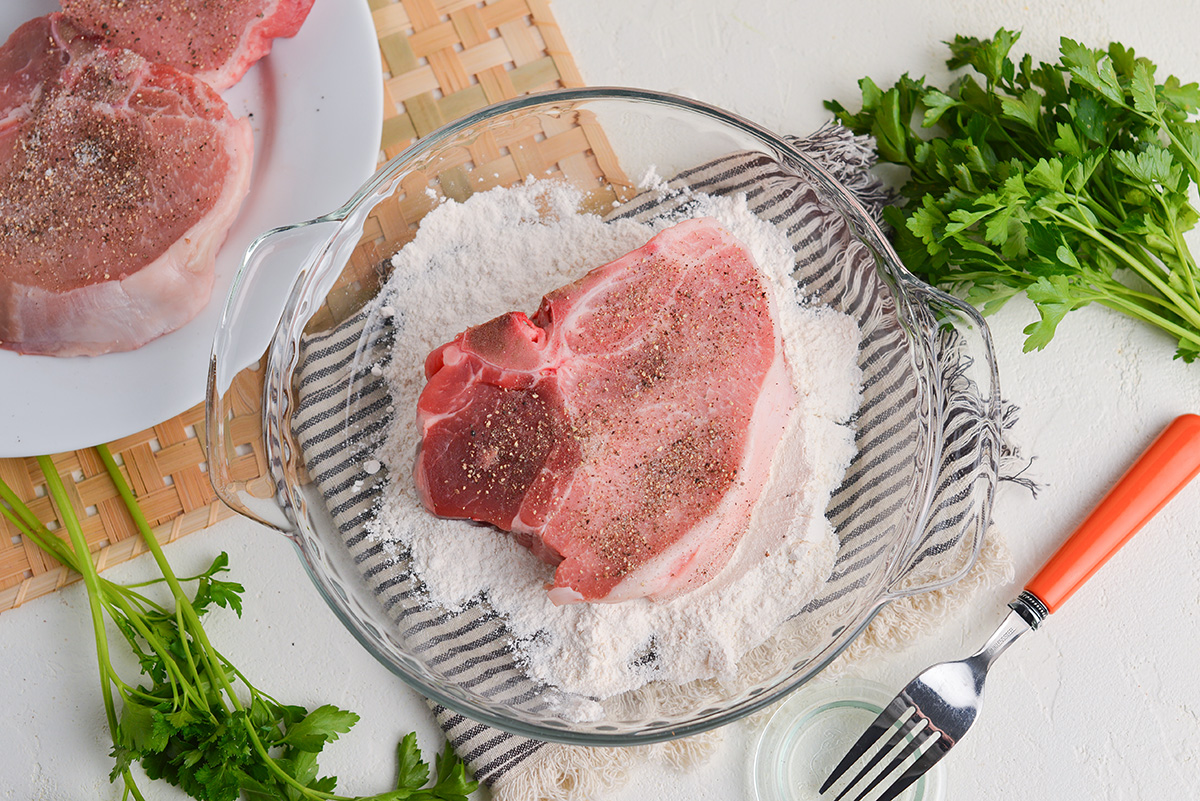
[371,179,861,701]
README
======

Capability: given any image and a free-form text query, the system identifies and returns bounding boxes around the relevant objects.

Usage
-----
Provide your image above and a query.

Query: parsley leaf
[396,733,432,791]
[281,704,361,752]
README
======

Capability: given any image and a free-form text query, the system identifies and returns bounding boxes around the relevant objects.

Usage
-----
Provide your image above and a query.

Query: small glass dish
[753,678,945,801]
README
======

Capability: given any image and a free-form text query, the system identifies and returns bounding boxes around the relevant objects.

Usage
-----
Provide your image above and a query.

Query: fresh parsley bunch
[0,451,476,801]
[826,29,1200,360]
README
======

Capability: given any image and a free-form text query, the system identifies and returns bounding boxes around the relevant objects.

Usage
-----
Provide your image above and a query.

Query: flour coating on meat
[372,180,860,699]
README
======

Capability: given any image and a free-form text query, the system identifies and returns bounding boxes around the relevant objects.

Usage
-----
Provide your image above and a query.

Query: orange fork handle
[1026,413,1200,614]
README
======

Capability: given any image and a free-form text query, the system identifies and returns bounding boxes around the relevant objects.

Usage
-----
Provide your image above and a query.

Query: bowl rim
[257,86,1000,745]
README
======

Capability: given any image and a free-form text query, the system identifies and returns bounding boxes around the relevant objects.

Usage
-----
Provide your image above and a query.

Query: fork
[819,413,1200,801]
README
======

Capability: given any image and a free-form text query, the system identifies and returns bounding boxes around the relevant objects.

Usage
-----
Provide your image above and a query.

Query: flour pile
[369,179,862,704]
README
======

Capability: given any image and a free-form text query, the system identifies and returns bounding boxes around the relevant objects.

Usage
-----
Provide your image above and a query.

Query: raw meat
[60,0,316,91]
[415,218,796,604]
[0,14,253,357]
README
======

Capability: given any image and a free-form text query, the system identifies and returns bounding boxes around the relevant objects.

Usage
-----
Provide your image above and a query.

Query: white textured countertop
[4,0,1200,798]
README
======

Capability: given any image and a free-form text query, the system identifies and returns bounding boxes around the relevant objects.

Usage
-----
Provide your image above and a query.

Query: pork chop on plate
[60,0,316,91]
[415,218,796,604]
[0,13,253,357]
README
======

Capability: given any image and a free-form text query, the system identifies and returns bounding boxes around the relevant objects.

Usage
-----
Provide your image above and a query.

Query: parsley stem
[1086,274,1200,345]
[1099,278,1187,314]
[0,481,80,571]
[1169,223,1200,314]
[96,447,233,716]
[110,588,206,711]
[174,601,206,698]
[992,122,1036,165]
[0,503,78,571]
[123,776,149,801]
[1040,206,1200,329]
[1077,186,1124,229]
[1094,293,1200,346]
[34,457,127,789]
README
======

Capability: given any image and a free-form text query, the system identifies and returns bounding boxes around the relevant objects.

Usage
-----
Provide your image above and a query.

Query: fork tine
[845,724,939,801]
[830,711,923,801]
[873,736,950,801]
[818,696,910,794]
[840,714,931,801]
[830,709,921,796]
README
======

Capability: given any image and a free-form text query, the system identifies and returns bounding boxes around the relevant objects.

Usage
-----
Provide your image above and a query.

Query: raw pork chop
[60,0,316,91]
[415,218,797,604]
[0,14,253,357]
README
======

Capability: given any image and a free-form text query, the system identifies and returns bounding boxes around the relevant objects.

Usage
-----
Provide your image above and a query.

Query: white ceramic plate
[0,1,383,456]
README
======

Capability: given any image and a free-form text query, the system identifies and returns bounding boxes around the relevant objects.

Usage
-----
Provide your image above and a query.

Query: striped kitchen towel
[290,123,1010,800]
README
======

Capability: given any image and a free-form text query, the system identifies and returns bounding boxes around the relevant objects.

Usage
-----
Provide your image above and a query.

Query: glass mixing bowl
[206,88,1001,745]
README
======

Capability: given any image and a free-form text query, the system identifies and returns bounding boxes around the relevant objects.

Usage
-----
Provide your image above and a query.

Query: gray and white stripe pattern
[290,124,998,786]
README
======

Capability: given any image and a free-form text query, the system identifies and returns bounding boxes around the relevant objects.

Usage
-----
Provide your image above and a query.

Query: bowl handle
[205,219,341,532]
[883,282,1004,600]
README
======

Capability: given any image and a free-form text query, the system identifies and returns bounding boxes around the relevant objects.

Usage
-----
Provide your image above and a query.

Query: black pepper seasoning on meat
[0,24,228,291]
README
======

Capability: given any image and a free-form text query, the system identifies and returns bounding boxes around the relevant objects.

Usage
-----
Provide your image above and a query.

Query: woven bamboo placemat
[0,0,589,614]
